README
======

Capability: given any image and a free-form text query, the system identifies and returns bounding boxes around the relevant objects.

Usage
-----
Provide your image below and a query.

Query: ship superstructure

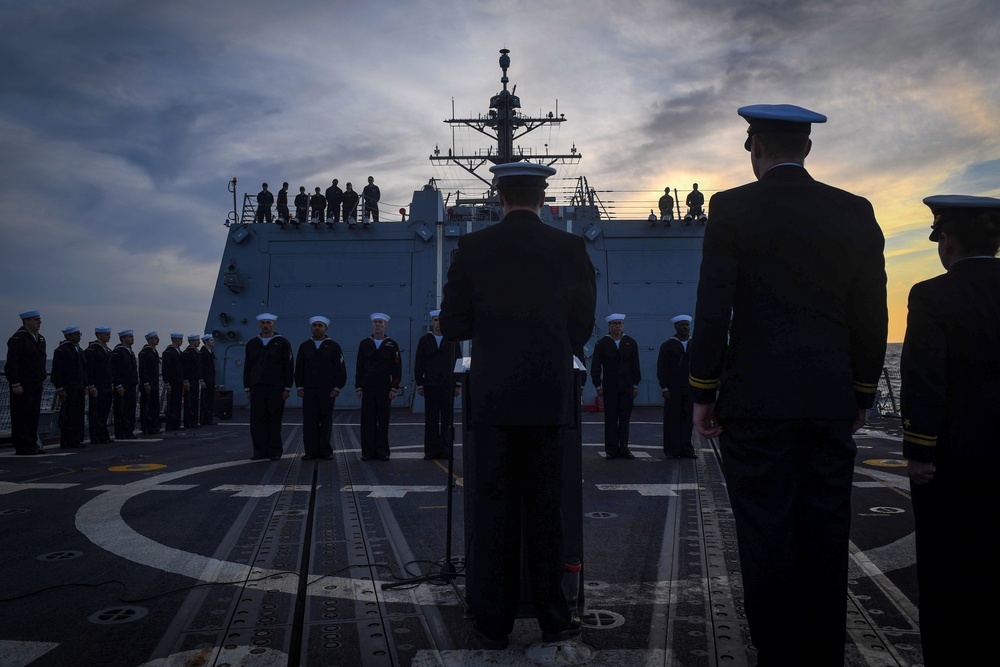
[206,50,705,410]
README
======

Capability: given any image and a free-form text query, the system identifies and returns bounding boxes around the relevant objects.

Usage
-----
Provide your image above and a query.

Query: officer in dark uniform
[414,309,462,460]
[52,325,86,449]
[342,182,360,228]
[689,104,887,666]
[901,195,1000,667]
[138,332,161,435]
[591,313,641,459]
[199,334,217,426]
[362,175,380,225]
[182,334,202,428]
[355,313,401,460]
[294,186,309,225]
[657,314,696,458]
[161,333,185,431]
[440,161,596,648]
[310,187,327,225]
[255,182,274,223]
[295,316,347,460]
[243,313,294,461]
[85,326,114,444]
[325,179,343,224]
[5,310,47,455]
[110,329,139,439]
[276,182,290,224]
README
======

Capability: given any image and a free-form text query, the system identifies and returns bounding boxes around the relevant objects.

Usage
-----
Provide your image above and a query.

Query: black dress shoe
[423,454,434,460]
[302,455,316,460]
[542,614,582,643]
[269,455,281,461]
[361,455,372,461]
[250,455,266,461]
[474,626,509,650]
[320,455,334,460]
[378,454,391,460]
[620,450,636,460]
[605,453,617,460]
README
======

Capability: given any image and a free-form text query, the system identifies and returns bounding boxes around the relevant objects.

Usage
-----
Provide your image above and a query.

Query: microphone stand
[381,346,465,606]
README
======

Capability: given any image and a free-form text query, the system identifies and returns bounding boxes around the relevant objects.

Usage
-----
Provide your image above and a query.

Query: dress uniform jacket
[85,341,113,443]
[439,208,596,639]
[161,346,184,430]
[687,163,887,665]
[901,256,1000,666]
[199,346,217,425]
[689,164,887,417]
[110,344,139,438]
[440,209,597,425]
[138,345,160,434]
[355,336,401,459]
[5,326,48,453]
[52,339,86,448]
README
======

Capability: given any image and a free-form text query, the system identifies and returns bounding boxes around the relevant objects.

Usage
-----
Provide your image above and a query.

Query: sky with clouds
[2,0,998,345]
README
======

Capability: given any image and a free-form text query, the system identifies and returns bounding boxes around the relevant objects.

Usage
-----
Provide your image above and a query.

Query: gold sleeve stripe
[689,375,719,390]
[853,381,878,394]
[903,430,937,447]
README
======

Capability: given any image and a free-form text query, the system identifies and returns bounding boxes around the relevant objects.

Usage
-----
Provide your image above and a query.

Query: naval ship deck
[0,408,922,666]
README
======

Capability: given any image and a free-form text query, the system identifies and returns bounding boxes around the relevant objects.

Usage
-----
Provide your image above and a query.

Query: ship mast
[430,49,581,194]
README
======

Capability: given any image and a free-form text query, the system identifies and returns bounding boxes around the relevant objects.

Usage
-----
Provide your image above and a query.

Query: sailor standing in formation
[110,330,138,440]
[182,334,202,429]
[161,333,185,431]
[413,309,462,460]
[657,314,696,459]
[276,182,290,225]
[355,313,401,461]
[138,332,161,435]
[295,316,347,461]
[243,313,293,461]
[440,161,596,648]
[689,104,887,665]
[199,334,216,427]
[85,326,114,444]
[51,325,86,449]
[591,313,640,459]
[900,195,1000,667]
[5,310,47,455]
[362,175,380,224]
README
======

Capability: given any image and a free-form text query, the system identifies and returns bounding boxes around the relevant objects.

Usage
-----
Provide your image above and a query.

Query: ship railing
[876,365,900,418]
[236,193,400,226]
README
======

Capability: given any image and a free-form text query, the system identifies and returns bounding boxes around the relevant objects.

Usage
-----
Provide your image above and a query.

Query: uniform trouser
[327,203,340,222]
[364,203,379,222]
[662,388,694,457]
[250,385,286,458]
[165,382,183,430]
[360,385,391,458]
[200,384,215,426]
[423,384,454,458]
[343,203,357,223]
[277,204,290,223]
[469,425,571,637]
[139,385,160,434]
[312,208,325,224]
[183,382,200,428]
[88,386,113,443]
[911,457,997,666]
[10,385,43,453]
[295,206,308,224]
[301,388,335,457]
[59,387,86,448]
[719,418,854,667]
[255,205,272,223]
[603,389,633,456]
[113,385,137,438]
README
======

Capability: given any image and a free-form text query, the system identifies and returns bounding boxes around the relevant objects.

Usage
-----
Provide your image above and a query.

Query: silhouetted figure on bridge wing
[255,183,273,223]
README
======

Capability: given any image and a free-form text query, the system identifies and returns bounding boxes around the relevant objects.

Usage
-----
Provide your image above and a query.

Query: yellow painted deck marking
[108,463,167,472]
